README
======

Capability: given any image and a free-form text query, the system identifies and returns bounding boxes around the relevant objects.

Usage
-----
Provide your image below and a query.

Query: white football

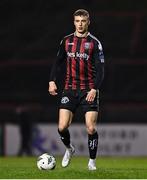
[37,153,56,170]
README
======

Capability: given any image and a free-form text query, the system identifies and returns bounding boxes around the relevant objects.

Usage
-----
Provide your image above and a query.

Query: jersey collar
[74,32,90,38]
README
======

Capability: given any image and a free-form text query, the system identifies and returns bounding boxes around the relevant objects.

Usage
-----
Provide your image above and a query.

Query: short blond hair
[73,9,90,19]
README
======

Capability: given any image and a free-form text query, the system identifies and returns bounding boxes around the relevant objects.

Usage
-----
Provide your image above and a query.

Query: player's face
[74,15,90,34]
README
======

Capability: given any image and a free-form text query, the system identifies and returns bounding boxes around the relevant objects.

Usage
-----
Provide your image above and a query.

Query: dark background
[0,0,147,124]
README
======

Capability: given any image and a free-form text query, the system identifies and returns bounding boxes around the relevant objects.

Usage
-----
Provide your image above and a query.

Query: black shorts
[60,89,99,113]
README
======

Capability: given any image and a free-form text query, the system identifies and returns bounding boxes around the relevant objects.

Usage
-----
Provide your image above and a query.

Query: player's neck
[75,31,89,38]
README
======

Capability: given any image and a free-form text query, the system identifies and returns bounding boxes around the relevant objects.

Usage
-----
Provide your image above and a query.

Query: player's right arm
[48,81,58,95]
[48,38,66,96]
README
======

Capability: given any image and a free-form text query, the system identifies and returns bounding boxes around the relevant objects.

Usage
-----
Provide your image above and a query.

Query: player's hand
[48,81,58,96]
[86,89,97,102]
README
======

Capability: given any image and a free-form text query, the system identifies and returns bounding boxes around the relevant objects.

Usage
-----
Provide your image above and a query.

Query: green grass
[0,156,147,179]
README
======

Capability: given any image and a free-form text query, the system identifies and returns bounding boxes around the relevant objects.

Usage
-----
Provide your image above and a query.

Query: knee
[86,126,96,135]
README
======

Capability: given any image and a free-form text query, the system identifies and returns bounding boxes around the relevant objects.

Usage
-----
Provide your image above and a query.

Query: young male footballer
[48,9,104,170]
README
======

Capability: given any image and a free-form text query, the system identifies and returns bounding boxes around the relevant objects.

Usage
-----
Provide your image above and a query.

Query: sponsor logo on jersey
[67,52,89,60]
[61,97,69,104]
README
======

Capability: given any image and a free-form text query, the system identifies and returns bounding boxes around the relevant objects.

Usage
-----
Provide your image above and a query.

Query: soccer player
[48,9,104,170]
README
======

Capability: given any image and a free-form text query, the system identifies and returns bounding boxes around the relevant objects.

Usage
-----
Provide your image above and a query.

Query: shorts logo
[61,96,69,104]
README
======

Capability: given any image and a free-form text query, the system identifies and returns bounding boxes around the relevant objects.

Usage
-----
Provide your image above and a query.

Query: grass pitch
[0,156,147,179]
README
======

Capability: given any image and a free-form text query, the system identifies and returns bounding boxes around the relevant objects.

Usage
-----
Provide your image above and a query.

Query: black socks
[58,128,98,159]
[58,128,71,148]
[88,131,98,159]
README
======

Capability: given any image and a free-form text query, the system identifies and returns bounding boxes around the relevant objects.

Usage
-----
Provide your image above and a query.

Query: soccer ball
[37,153,56,170]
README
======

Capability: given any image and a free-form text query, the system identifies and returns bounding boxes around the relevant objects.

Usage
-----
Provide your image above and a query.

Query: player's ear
[74,20,76,26]
[88,20,90,25]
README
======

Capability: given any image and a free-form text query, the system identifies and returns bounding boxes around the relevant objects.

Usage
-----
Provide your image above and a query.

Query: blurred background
[0,0,147,156]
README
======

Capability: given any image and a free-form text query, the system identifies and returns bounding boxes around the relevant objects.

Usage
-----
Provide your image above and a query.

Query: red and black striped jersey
[50,32,104,90]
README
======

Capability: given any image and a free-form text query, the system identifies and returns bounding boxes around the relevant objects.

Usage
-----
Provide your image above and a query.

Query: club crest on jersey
[84,42,90,49]
[61,97,69,104]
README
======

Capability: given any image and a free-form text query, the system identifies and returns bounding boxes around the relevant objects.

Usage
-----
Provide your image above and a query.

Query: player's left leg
[85,111,98,170]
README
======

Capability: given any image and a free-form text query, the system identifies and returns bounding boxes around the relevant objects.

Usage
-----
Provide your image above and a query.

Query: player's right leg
[58,109,75,167]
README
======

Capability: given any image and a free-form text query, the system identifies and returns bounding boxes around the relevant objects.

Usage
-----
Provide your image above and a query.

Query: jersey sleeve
[93,40,105,89]
[49,38,66,82]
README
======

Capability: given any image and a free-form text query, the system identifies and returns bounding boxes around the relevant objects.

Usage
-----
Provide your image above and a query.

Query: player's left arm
[93,40,104,89]
[86,40,104,102]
